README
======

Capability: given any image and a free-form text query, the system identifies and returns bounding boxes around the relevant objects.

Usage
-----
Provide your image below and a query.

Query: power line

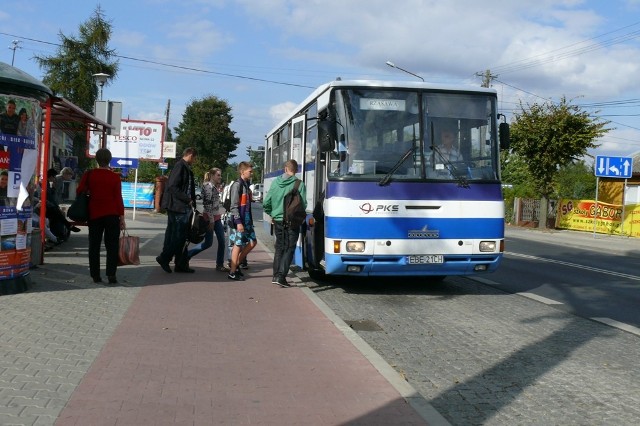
[489,20,640,75]
[0,31,315,89]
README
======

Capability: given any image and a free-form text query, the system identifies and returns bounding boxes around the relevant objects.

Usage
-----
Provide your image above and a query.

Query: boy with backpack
[263,159,307,287]
[226,162,257,281]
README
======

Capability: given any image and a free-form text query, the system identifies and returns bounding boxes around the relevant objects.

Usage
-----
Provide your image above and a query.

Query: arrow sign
[110,157,139,169]
[595,155,633,178]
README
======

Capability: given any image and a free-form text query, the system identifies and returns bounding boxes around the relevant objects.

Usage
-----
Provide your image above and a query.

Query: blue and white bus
[263,80,509,278]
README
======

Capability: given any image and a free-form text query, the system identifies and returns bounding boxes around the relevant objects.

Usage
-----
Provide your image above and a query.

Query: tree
[554,160,596,199]
[246,146,265,184]
[510,97,608,198]
[509,97,610,227]
[34,6,118,113]
[34,6,118,170]
[173,95,240,179]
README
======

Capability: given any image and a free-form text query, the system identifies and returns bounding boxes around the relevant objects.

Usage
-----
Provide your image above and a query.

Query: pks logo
[359,203,399,214]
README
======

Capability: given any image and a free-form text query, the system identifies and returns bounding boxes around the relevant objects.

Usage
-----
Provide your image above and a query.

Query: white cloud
[269,101,297,124]
[166,18,233,58]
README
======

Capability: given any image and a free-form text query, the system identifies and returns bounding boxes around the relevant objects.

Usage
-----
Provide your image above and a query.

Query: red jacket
[77,168,125,220]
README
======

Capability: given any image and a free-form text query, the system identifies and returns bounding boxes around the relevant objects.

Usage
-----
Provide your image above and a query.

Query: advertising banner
[121,182,155,209]
[556,198,640,237]
[88,119,165,161]
[0,94,41,281]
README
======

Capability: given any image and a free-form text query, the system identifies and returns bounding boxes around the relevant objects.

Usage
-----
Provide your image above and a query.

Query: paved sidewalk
[0,211,442,425]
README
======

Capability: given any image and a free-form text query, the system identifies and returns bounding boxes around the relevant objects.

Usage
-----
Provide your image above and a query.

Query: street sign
[595,155,633,178]
[111,157,139,169]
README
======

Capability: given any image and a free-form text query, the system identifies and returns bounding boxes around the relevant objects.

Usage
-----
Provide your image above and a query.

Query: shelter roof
[44,96,113,133]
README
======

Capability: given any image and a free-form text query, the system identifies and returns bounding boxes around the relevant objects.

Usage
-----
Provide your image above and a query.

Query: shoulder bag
[67,170,90,222]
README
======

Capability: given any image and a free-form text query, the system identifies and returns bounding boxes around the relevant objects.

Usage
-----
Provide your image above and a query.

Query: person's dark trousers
[187,226,213,259]
[88,215,120,279]
[272,221,300,280]
[46,203,70,240]
[158,210,189,268]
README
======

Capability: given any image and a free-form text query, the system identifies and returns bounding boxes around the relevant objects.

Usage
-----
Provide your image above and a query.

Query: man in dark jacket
[156,147,197,273]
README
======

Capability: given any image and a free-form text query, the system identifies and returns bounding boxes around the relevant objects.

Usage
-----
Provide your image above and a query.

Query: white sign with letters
[89,119,165,161]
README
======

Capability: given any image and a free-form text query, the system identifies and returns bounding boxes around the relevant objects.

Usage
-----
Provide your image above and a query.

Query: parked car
[252,183,263,203]
[195,187,202,200]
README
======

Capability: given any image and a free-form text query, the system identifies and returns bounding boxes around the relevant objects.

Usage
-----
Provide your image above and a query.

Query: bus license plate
[407,255,443,264]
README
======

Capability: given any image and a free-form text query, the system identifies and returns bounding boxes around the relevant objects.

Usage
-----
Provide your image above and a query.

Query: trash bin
[30,228,43,267]
[154,176,167,213]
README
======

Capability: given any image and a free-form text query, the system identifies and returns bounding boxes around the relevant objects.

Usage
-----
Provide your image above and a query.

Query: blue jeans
[187,219,226,266]
[158,210,190,268]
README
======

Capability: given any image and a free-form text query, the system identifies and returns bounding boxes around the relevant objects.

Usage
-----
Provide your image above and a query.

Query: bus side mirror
[318,120,336,153]
[499,122,510,150]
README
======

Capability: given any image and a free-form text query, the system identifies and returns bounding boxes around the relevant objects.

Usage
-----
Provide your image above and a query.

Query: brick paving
[0,211,434,426]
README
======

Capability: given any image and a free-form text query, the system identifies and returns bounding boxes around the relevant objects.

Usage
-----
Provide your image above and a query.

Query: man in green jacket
[263,159,307,287]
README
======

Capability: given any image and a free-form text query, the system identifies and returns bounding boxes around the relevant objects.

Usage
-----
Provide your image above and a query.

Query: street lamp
[385,61,424,82]
[92,72,110,100]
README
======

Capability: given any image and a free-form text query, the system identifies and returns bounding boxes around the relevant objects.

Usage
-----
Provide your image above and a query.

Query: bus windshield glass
[329,88,498,182]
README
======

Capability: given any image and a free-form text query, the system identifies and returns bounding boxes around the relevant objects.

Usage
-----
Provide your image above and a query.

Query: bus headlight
[479,241,496,252]
[346,241,365,252]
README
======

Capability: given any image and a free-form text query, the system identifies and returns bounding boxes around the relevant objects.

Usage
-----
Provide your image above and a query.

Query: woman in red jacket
[77,148,125,284]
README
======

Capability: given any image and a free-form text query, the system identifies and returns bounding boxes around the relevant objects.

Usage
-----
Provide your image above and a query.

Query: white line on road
[591,318,640,337]
[506,252,640,281]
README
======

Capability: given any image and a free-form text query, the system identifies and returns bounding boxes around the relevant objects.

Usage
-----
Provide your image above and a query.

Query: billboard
[88,119,165,161]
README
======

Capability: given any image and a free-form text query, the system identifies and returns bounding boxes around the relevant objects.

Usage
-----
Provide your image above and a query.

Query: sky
[2,0,640,163]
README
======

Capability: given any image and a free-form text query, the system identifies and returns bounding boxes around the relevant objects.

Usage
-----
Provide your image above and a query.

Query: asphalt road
[251,203,640,425]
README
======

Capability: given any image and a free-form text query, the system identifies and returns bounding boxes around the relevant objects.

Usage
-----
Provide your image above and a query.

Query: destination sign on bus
[360,99,406,111]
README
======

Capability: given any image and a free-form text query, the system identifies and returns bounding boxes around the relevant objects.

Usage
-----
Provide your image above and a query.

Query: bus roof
[266,79,497,137]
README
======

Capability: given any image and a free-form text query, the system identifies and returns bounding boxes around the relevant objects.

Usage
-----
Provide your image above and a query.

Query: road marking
[517,292,563,305]
[591,318,640,337]
[506,252,640,281]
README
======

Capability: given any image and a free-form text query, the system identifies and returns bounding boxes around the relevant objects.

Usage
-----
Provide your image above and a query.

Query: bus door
[291,115,308,268]
[291,116,305,175]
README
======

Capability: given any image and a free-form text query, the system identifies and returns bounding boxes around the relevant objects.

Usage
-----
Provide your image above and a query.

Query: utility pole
[165,99,171,131]
[475,69,497,88]
[9,40,21,66]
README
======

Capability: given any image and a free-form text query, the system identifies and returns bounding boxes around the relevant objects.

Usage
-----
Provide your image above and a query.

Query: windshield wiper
[378,147,414,186]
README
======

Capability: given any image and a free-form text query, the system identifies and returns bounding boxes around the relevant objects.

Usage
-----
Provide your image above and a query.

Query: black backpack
[187,208,208,244]
[283,180,306,229]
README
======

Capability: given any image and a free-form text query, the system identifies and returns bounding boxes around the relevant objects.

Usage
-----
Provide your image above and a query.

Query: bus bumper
[323,253,503,277]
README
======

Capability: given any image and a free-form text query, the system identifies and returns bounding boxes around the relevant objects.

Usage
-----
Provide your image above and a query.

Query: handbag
[67,170,90,222]
[118,229,140,266]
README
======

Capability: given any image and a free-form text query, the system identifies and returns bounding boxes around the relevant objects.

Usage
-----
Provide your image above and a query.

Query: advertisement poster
[556,198,640,237]
[0,94,40,281]
[121,182,155,209]
[88,119,165,161]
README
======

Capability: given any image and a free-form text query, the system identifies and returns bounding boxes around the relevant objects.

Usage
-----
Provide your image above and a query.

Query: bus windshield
[328,88,499,182]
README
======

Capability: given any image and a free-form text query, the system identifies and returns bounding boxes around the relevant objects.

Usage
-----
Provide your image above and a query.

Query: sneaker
[277,277,291,288]
[271,276,280,284]
[216,265,230,272]
[69,226,81,233]
[240,262,249,269]
[228,272,244,281]
[236,268,244,277]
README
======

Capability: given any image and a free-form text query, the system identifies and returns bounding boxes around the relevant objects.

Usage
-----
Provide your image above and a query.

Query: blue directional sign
[595,155,633,178]
[110,157,139,169]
